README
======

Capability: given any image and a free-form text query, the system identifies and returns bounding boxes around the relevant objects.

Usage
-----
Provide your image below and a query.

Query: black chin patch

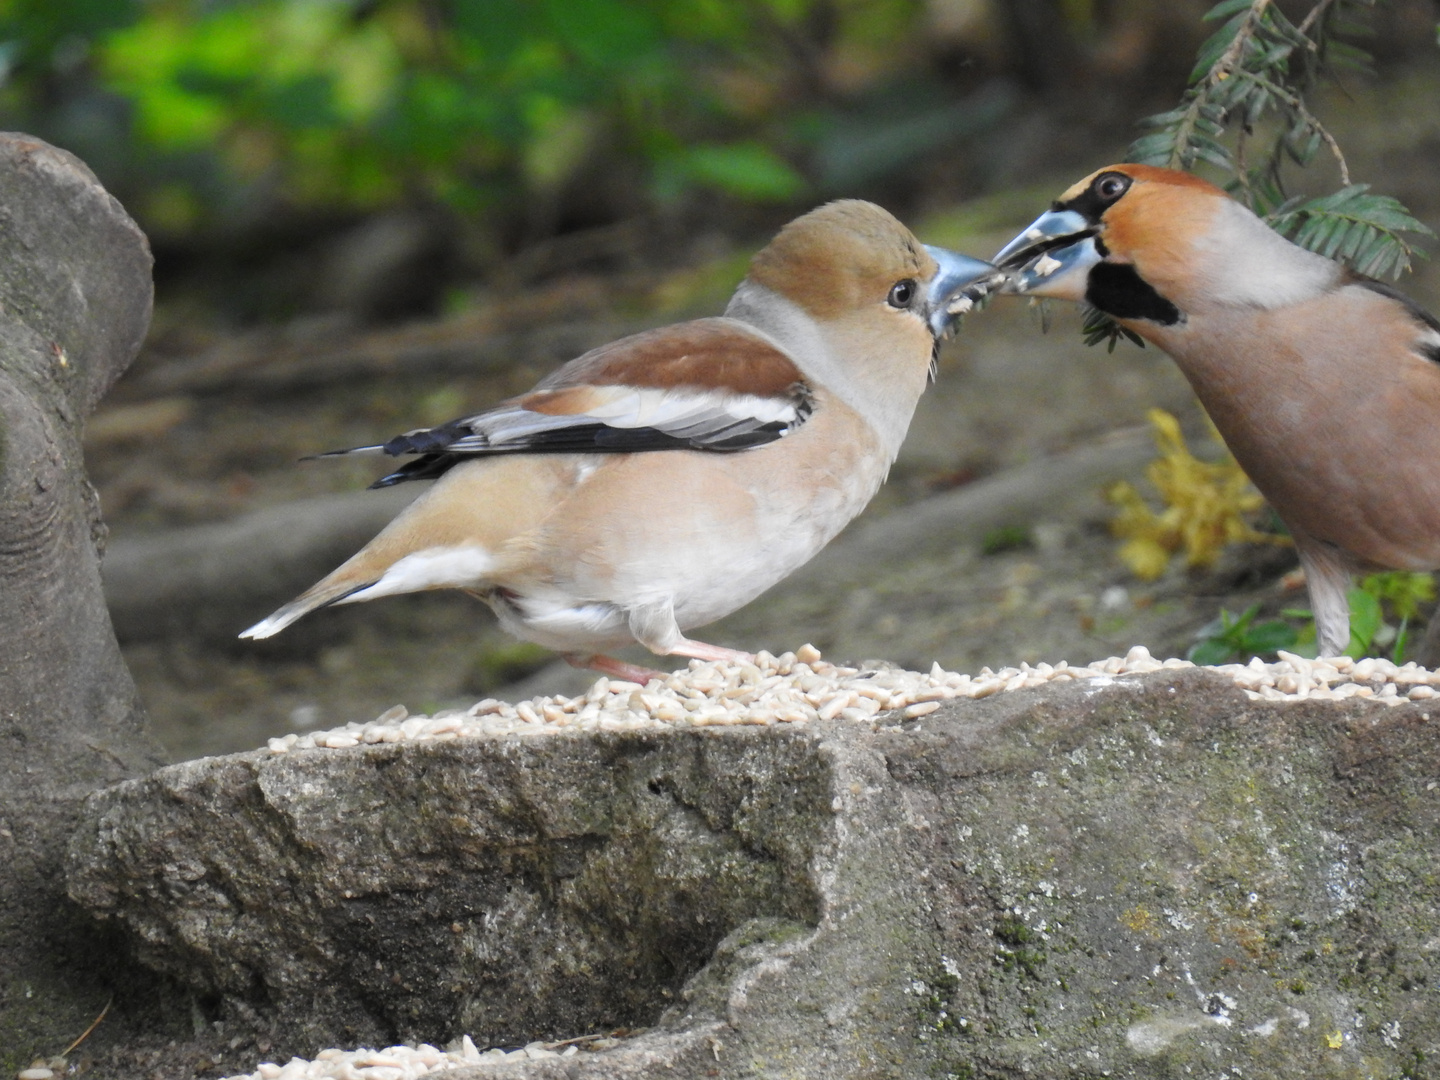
[1086,263,1182,326]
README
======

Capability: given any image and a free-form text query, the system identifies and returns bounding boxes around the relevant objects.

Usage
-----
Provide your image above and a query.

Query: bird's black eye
[1095,172,1131,202]
[887,279,916,308]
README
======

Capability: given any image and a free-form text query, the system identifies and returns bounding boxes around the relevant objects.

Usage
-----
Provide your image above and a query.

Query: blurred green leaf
[1268,185,1435,279]
[1347,588,1383,656]
[1081,305,1144,351]
[1358,571,1436,623]
[0,0,941,230]
[1188,602,1298,664]
[662,141,806,202]
[543,0,660,66]
[1189,637,1237,666]
[1245,618,1300,654]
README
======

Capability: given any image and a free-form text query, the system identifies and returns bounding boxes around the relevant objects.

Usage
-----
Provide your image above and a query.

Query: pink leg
[563,652,669,684]
[562,638,755,683]
[660,637,756,665]
[1294,532,1354,659]
[625,602,755,667]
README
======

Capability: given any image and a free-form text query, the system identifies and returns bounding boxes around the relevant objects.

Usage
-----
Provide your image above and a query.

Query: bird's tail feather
[239,579,373,640]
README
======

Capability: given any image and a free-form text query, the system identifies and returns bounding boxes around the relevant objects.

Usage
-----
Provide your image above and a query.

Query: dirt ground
[89,61,1440,763]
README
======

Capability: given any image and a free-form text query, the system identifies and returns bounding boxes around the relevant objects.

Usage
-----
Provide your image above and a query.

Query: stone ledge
[67,668,1440,1078]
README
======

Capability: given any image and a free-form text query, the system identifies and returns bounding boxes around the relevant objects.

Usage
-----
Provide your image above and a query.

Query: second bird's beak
[923,245,1004,337]
[990,209,1101,299]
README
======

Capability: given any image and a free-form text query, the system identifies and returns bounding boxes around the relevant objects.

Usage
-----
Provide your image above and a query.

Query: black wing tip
[357,396,814,486]
[383,421,479,458]
[368,453,455,487]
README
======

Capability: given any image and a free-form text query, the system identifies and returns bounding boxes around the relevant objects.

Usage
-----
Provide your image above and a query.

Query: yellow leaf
[1108,408,1288,579]
[1119,538,1171,581]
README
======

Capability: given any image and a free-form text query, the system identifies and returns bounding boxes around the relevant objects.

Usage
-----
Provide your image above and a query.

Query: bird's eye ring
[887,279,916,308]
[1095,173,1131,201]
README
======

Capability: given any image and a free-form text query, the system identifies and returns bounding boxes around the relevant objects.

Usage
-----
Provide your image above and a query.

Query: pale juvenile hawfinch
[987,164,1440,658]
[241,200,997,682]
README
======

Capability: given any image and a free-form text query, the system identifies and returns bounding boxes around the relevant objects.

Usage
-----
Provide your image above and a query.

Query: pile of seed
[266,645,1439,760]
[224,1036,584,1080]
[1215,651,1440,702]
[264,643,1159,755]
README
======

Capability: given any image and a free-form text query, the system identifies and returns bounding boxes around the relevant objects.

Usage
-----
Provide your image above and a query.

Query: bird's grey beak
[991,209,1101,296]
[993,209,1093,267]
[923,245,1003,337]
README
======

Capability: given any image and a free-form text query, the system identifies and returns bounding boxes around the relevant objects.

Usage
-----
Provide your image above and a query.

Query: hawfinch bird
[989,163,1440,658]
[241,200,996,682]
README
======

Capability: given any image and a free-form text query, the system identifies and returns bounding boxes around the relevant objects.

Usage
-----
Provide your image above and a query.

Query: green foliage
[1267,184,1432,279]
[654,141,805,203]
[1310,572,1436,662]
[1081,304,1143,352]
[1360,570,1436,624]
[1195,571,1436,664]
[1348,587,1386,657]
[1189,603,1297,665]
[0,0,926,228]
[1131,0,1434,274]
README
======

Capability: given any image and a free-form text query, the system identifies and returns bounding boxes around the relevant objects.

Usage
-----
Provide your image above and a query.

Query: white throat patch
[725,280,918,458]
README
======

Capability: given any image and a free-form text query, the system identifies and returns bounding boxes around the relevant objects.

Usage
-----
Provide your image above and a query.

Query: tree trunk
[0,133,166,1069]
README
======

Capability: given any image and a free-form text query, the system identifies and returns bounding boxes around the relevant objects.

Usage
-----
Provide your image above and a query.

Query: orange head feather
[1057,166,1226,271]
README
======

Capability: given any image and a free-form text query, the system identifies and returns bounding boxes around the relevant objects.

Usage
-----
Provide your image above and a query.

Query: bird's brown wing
[319,318,814,487]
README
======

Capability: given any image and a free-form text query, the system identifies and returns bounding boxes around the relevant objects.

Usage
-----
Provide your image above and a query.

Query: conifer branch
[1088,0,1435,351]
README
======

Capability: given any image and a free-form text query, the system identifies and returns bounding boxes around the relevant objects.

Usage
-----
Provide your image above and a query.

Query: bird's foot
[661,638,757,665]
[564,653,669,685]
[565,640,755,685]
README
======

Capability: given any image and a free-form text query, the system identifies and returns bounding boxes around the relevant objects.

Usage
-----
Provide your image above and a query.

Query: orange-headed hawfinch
[241,199,997,682]
[988,164,1440,658]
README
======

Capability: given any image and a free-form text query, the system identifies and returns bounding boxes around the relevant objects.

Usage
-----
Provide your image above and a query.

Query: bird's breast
[1152,299,1440,572]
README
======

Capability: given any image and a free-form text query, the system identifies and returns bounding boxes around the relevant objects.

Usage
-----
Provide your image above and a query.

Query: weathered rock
[0,132,167,1070]
[67,670,1440,1077]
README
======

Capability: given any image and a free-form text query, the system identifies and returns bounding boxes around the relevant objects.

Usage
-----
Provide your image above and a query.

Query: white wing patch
[1418,328,1440,363]
[453,387,802,449]
[347,368,813,487]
